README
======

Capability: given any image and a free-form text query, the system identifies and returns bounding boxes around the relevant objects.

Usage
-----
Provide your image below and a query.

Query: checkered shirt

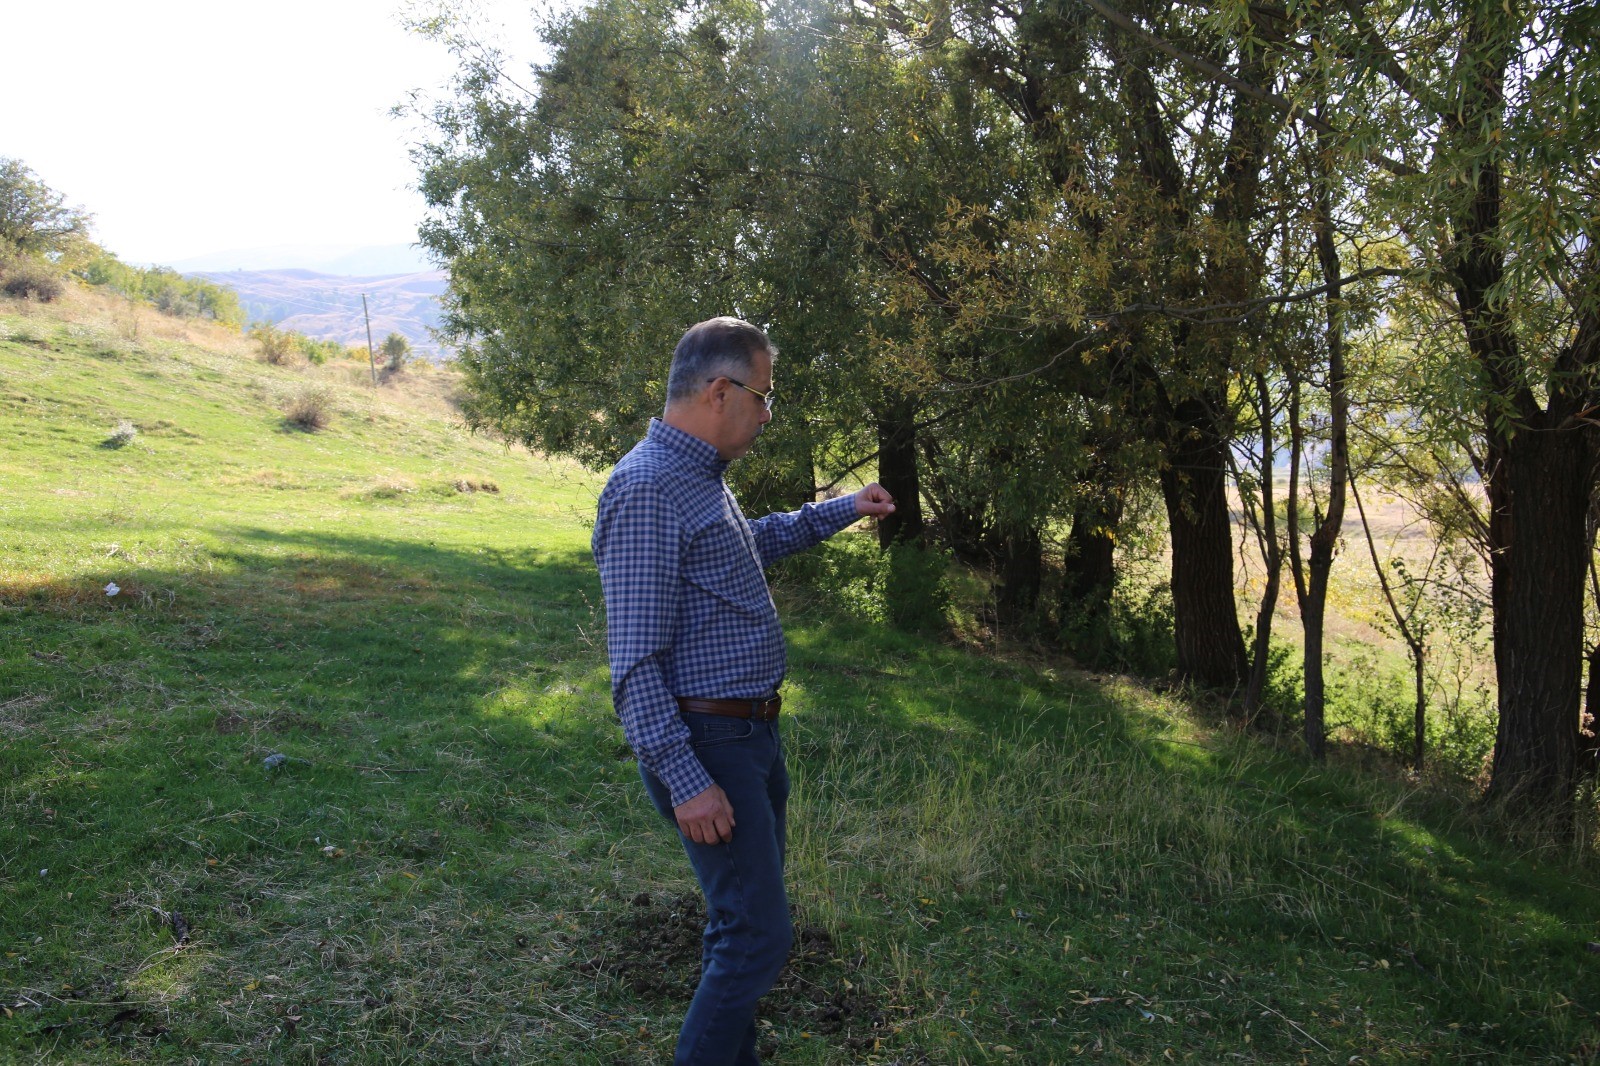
[592,418,860,806]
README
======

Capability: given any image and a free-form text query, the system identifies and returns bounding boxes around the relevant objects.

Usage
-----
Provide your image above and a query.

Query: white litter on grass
[104,582,120,596]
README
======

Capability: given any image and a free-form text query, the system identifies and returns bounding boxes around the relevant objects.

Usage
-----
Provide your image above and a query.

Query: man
[592,317,895,1065]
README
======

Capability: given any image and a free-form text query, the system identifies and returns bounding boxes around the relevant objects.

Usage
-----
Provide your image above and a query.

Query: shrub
[251,323,296,365]
[882,543,952,635]
[451,478,500,494]
[102,420,138,448]
[1,256,65,301]
[381,332,411,372]
[1105,580,1177,676]
[77,254,245,325]
[281,383,334,431]
[297,336,348,365]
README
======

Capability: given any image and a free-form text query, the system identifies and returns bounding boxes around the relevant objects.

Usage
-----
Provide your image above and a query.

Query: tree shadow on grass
[4,529,1599,1060]
[776,615,1600,1060]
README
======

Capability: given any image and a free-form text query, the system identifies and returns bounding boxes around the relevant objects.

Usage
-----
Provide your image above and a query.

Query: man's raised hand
[853,483,896,517]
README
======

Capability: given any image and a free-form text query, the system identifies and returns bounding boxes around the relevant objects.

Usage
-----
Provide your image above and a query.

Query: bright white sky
[2,1,547,266]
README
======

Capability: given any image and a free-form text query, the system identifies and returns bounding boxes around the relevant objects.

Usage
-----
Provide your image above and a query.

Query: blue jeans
[641,712,793,1066]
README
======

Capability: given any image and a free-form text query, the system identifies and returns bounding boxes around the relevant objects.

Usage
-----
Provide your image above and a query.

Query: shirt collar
[647,418,729,476]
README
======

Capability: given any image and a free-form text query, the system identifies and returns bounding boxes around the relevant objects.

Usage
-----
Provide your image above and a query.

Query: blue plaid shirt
[592,419,860,806]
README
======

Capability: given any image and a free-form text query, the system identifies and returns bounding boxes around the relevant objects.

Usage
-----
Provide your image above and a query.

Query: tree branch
[1084,265,1412,325]
[1079,0,1420,178]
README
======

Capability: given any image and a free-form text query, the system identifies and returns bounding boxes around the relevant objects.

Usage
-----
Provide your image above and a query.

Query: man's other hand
[675,783,736,845]
[853,483,897,517]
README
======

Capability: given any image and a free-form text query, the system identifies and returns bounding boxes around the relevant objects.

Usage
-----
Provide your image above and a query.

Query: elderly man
[592,317,894,1065]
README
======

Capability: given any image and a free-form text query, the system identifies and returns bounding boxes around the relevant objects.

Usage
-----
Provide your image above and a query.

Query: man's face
[717,348,774,460]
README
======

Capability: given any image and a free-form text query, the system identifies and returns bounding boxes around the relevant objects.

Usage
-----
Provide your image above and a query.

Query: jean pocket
[684,713,755,748]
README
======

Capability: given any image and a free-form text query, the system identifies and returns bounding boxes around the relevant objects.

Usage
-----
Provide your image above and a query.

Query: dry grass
[1230,482,1493,682]
[3,281,254,357]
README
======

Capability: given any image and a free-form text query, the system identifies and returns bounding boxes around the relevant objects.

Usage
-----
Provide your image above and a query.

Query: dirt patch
[573,893,899,1055]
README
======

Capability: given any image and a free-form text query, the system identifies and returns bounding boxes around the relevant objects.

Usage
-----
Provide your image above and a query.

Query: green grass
[2,293,1598,1063]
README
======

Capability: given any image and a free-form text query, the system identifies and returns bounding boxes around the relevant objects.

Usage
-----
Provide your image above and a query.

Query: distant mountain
[194,268,451,360]
[170,243,437,275]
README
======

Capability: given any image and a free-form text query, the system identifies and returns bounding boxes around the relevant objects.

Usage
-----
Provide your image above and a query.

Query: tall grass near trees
[3,290,1599,1062]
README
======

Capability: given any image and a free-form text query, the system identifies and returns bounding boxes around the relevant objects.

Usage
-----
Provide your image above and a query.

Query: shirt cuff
[815,492,862,535]
[651,743,716,808]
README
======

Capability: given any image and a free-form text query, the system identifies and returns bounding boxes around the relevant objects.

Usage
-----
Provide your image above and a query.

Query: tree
[0,158,90,258]
[1186,0,1600,822]
[382,332,411,372]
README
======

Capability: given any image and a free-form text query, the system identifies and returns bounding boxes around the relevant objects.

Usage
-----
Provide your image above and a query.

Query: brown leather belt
[676,695,782,721]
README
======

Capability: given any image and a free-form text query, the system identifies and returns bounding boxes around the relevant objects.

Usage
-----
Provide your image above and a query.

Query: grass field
[3,288,1599,1064]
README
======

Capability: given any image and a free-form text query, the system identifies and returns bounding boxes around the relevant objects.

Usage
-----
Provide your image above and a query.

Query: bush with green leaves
[296,336,348,365]
[250,323,295,365]
[1,256,65,301]
[77,253,244,326]
[882,543,951,635]
[381,331,411,373]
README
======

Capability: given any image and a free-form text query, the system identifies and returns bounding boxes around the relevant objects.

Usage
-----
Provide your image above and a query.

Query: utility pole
[361,293,377,386]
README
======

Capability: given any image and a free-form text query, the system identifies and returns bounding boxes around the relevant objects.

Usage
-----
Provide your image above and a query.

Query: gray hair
[665,317,776,404]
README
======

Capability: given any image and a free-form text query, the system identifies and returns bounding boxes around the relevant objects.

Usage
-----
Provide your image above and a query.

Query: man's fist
[853,483,896,517]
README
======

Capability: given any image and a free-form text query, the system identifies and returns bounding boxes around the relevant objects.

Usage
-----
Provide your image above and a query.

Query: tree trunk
[994,523,1043,624]
[1160,398,1248,689]
[1439,0,1600,828]
[1242,373,1282,729]
[1483,426,1588,822]
[1060,488,1122,666]
[1580,642,1600,781]
[875,394,923,547]
[1299,157,1350,760]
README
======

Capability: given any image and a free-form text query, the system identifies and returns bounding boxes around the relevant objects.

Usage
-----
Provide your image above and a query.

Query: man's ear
[704,376,729,411]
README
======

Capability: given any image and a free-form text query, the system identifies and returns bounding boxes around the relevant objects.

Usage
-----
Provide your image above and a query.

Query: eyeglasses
[712,376,776,412]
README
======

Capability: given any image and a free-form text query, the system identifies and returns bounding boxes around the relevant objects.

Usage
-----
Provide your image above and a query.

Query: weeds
[0,256,64,301]
[281,381,334,431]
[102,419,138,448]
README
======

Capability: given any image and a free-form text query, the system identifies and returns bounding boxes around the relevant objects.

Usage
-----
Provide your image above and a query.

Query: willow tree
[1226,0,1599,820]
[414,0,889,510]
[857,0,1305,688]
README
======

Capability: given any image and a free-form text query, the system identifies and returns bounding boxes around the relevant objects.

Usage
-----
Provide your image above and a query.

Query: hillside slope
[2,288,1597,1063]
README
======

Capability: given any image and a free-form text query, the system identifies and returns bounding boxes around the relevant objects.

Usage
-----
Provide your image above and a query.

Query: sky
[2,1,546,267]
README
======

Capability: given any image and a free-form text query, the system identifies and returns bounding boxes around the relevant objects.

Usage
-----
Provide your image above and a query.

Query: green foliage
[0,157,90,258]
[78,252,245,326]
[6,297,1600,1062]
[772,535,952,635]
[1325,651,1498,783]
[0,254,65,301]
[381,331,410,372]
[249,321,295,365]
[1106,580,1179,677]
[296,334,349,365]
[882,542,951,634]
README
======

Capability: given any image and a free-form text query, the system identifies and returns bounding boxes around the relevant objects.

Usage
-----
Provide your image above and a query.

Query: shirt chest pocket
[683,521,770,608]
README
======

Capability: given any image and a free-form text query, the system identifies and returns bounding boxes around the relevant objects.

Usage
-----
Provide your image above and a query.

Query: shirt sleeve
[592,477,715,806]
[746,493,861,568]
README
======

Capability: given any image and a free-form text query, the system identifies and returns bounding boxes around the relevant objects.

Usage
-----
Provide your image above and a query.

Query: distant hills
[169,242,435,276]
[191,260,451,361]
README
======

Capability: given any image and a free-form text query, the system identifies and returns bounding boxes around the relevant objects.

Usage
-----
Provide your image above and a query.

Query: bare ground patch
[572,892,900,1057]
